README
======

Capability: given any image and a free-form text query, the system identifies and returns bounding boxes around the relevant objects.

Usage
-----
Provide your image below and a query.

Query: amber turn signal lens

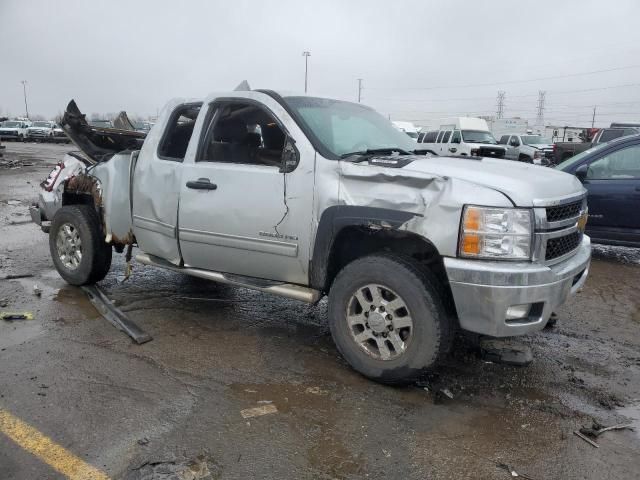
[463,207,481,231]
[460,233,481,255]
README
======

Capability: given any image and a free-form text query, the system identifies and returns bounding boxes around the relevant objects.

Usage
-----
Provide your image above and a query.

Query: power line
[367,82,640,105]
[366,64,640,91]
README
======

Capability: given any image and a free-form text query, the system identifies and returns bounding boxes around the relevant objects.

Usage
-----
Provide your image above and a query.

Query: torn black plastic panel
[60,100,146,163]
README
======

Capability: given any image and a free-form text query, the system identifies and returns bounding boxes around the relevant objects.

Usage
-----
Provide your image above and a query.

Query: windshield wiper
[340,147,412,160]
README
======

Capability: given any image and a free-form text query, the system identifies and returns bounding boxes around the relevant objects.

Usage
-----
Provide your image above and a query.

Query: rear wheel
[328,253,453,384]
[518,154,532,163]
[49,205,112,285]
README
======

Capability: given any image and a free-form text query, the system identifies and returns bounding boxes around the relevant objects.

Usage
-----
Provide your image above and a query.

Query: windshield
[556,142,611,171]
[3,121,20,127]
[32,121,51,127]
[283,96,416,157]
[461,130,497,144]
[522,135,552,145]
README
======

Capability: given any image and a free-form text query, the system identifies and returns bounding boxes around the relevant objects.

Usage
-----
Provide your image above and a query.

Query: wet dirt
[1,143,640,479]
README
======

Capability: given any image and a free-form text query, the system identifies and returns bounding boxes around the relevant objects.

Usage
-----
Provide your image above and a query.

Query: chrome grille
[545,231,582,261]
[546,200,582,222]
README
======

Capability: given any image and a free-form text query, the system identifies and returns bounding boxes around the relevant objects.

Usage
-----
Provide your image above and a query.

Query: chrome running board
[135,253,322,304]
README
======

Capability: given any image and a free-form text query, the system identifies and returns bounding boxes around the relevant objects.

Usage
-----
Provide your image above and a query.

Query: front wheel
[49,205,112,285]
[328,254,453,384]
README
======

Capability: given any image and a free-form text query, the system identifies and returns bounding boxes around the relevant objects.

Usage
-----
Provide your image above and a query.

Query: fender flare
[309,205,419,291]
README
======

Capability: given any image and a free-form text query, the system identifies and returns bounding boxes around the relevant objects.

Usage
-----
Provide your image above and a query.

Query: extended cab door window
[436,131,444,143]
[158,105,201,161]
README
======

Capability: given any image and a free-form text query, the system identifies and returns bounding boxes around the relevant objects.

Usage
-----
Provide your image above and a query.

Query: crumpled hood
[394,155,584,206]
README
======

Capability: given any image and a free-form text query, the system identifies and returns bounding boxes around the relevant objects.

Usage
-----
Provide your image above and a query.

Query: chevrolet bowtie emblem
[577,211,588,233]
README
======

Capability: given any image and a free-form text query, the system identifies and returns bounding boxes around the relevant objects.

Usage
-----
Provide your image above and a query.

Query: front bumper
[26,132,50,139]
[444,235,591,337]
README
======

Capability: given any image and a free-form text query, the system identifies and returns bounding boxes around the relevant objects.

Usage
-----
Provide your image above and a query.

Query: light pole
[357,78,363,103]
[21,80,29,119]
[302,51,311,93]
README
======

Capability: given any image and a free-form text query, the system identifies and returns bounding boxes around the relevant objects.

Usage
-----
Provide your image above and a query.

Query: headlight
[458,205,533,260]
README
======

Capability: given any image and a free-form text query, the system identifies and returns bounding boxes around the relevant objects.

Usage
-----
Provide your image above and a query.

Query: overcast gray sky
[1,0,639,127]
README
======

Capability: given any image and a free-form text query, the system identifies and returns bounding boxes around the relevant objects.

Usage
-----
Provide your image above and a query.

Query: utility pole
[21,80,29,119]
[536,90,546,126]
[591,106,597,128]
[496,91,506,119]
[302,51,311,94]
[357,78,363,103]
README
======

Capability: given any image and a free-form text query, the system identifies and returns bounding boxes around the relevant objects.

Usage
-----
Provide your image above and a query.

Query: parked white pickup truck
[0,120,31,141]
[31,90,591,384]
[497,133,554,165]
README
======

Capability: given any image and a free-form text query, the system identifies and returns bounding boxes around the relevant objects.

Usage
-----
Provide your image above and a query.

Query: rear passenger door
[132,101,202,265]
[177,94,315,285]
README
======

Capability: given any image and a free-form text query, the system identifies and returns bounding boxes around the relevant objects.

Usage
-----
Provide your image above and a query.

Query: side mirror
[280,136,300,173]
[575,164,588,182]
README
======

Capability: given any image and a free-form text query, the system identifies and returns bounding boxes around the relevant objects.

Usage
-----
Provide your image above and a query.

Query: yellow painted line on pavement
[0,408,110,480]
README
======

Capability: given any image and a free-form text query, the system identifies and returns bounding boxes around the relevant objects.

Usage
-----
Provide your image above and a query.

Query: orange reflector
[464,207,481,231]
[461,233,481,255]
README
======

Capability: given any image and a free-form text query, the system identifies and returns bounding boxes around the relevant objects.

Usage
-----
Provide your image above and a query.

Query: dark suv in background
[557,134,640,247]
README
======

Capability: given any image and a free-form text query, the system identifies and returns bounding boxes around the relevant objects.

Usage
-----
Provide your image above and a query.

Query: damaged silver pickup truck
[31,89,591,383]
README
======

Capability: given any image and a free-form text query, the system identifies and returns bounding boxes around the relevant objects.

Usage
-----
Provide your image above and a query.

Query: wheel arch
[310,206,455,310]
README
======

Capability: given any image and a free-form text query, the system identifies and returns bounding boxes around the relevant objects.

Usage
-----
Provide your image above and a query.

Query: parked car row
[0,120,71,143]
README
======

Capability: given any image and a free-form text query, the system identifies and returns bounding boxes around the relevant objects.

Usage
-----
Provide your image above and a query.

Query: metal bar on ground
[82,285,152,344]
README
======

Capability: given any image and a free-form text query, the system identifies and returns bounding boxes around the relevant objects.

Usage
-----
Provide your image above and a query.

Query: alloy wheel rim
[56,223,82,270]
[346,283,414,360]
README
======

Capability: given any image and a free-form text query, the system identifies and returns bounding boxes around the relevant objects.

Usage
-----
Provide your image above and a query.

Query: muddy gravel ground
[0,142,639,479]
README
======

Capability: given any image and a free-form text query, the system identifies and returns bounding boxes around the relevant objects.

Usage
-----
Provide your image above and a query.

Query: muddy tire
[328,253,453,384]
[49,205,112,285]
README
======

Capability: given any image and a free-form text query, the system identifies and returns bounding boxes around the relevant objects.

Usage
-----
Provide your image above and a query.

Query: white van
[416,117,506,158]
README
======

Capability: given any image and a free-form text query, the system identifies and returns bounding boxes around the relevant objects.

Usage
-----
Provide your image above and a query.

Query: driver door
[177,94,315,285]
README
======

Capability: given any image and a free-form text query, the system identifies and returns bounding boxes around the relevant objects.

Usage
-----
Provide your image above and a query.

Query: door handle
[186,178,217,190]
